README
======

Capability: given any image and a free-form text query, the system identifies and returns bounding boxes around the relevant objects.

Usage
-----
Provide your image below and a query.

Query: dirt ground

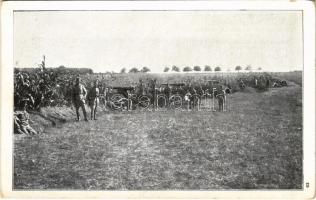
[14,82,302,190]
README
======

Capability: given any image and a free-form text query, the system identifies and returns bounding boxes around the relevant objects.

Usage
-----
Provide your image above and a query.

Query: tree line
[120,65,262,73]
[16,55,262,74]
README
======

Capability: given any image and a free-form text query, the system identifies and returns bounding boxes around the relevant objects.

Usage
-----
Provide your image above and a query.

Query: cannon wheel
[169,95,182,110]
[110,94,127,110]
[138,95,151,109]
[156,95,167,109]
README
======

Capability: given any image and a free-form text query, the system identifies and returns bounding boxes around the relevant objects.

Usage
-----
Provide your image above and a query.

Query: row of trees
[165,65,215,72]
[235,65,262,72]
[120,65,262,73]
[120,66,151,73]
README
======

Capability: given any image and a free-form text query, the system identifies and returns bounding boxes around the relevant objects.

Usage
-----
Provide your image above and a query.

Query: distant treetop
[193,66,201,71]
[204,65,212,71]
[163,67,170,72]
[183,66,192,72]
[172,65,180,72]
[141,66,150,73]
[120,68,126,73]
[214,66,221,72]
[235,66,242,72]
[129,67,139,73]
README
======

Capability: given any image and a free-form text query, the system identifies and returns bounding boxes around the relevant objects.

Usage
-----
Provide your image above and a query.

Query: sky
[14,11,303,73]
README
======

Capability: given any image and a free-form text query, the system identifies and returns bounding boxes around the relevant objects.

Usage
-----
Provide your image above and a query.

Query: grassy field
[270,71,302,86]
[14,79,302,190]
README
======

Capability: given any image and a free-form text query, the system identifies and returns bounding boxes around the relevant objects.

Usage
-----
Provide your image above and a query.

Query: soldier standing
[254,76,258,88]
[138,79,145,96]
[213,84,226,111]
[216,90,226,111]
[151,79,157,108]
[72,76,88,121]
[184,90,191,110]
[164,83,171,106]
[266,78,270,88]
[99,83,108,111]
[87,80,100,120]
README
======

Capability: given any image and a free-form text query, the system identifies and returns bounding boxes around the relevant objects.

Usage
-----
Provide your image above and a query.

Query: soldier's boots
[77,116,89,121]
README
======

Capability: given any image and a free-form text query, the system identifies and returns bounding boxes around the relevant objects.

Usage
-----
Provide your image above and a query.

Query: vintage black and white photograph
[1,1,315,198]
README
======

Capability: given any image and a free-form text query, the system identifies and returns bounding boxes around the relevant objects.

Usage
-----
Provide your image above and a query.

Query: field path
[14,83,303,189]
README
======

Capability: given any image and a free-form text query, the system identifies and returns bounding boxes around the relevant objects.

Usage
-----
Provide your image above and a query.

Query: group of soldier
[14,99,37,135]
[13,70,283,135]
[14,69,59,135]
[14,73,255,134]
[71,75,230,121]
[72,76,104,121]
[14,72,274,135]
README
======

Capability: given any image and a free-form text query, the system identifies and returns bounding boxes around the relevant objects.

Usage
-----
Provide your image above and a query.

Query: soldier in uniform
[266,77,270,88]
[216,91,226,111]
[213,84,226,111]
[137,79,145,96]
[164,83,171,106]
[184,89,192,110]
[87,80,100,120]
[72,76,88,121]
[239,79,246,90]
[150,79,157,107]
[254,76,258,88]
[14,99,37,135]
[99,83,108,111]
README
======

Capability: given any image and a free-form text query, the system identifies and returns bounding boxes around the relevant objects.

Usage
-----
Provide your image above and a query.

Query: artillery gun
[111,86,134,98]
[107,86,135,110]
[157,83,186,109]
[107,85,154,110]
[272,80,288,87]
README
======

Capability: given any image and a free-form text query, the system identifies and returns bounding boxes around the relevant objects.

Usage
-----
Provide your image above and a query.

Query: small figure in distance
[72,76,88,121]
[184,90,191,111]
[239,79,246,90]
[164,83,171,106]
[99,83,108,111]
[87,80,100,120]
[216,89,226,112]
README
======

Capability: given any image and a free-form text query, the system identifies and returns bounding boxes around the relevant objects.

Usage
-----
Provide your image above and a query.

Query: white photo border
[1,1,315,199]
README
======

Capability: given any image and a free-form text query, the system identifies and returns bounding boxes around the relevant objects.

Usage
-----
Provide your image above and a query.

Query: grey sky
[14,11,303,72]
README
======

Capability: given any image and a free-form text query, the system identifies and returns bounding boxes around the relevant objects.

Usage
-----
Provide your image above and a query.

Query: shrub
[141,66,150,73]
[235,66,242,72]
[193,66,201,71]
[204,65,212,71]
[163,67,170,72]
[172,65,180,72]
[129,68,139,73]
[120,68,126,73]
[183,66,192,72]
